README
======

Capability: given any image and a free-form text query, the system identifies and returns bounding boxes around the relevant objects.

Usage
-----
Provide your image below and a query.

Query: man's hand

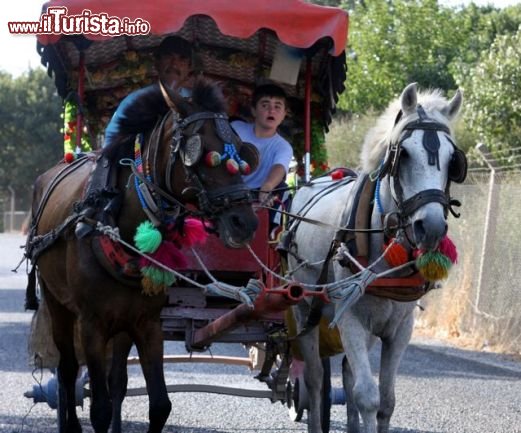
[258,190,275,206]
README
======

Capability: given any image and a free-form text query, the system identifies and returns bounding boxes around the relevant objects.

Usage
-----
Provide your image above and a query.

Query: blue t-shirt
[231,120,293,189]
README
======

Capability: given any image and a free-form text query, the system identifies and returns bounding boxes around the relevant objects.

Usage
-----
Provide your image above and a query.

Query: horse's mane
[191,79,227,113]
[360,89,459,174]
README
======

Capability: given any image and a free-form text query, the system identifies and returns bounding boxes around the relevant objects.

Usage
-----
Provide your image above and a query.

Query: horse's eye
[400,149,409,160]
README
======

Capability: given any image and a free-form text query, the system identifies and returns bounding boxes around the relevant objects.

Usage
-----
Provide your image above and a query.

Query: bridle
[377,105,467,226]
[137,108,255,224]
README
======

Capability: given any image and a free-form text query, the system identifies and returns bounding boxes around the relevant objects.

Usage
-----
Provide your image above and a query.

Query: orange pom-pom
[383,240,409,267]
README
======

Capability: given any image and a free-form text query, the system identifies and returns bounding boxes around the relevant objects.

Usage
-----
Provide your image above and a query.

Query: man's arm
[259,164,286,205]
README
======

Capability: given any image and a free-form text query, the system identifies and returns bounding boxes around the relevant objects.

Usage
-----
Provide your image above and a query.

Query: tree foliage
[0,69,62,209]
[455,27,521,154]
[327,0,521,158]
[340,0,468,113]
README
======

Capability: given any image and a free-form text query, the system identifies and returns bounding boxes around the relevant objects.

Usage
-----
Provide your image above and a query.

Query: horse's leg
[132,319,171,433]
[293,301,323,433]
[341,355,359,433]
[43,284,82,433]
[377,314,414,433]
[80,323,112,433]
[338,317,379,433]
[108,333,133,433]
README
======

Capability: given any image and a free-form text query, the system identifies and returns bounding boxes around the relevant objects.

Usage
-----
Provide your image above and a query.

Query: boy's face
[157,53,192,89]
[252,96,287,131]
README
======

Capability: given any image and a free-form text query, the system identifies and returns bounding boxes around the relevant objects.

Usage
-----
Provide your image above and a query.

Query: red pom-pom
[383,240,409,267]
[64,152,76,163]
[226,158,239,174]
[331,169,344,180]
[139,241,188,270]
[239,160,251,175]
[438,235,458,264]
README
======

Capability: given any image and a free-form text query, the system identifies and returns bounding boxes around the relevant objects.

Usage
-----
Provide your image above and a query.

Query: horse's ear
[444,89,463,120]
[159,79,187,115]
[400,82,418,116]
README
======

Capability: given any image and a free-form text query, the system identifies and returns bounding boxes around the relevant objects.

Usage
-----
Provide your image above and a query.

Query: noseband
[378,106,466,223]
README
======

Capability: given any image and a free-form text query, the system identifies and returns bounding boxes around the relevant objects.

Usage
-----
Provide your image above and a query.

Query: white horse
[287,83,465,433]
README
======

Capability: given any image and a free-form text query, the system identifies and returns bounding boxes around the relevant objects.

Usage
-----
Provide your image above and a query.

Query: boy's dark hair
[251,83,287,107]
[154,35,193,60]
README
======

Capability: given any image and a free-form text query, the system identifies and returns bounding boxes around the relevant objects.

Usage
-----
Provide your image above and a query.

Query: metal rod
[304,57,312,183]
[192,284,304,348]
[126,355,253,368]
[474,143,500,325]
[75,51,85,152]
[117,384,273,399]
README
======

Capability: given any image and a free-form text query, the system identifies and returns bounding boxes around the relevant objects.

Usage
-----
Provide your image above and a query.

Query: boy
[231,83,293,205]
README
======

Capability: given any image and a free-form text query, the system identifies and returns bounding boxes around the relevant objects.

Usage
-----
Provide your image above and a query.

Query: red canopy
[37,0,348,56]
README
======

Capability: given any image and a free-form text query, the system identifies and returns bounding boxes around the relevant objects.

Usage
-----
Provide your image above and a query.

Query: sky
[1,0,520,77]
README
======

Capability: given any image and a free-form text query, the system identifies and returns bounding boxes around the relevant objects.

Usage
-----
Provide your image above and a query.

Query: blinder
[179,133,203,167]
[449,145,467,184]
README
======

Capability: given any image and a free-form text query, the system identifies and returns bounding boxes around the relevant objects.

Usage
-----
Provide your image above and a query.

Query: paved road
[1,233,520,433]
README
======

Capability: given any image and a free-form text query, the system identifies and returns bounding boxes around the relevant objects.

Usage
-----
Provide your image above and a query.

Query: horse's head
[362,83,466,251]
[153,79,259,247]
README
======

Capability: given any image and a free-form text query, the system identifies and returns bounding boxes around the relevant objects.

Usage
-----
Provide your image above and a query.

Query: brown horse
[27,80,259,433]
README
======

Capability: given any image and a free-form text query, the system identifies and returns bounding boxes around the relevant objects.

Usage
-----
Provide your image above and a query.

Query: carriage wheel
[321,357,332,433]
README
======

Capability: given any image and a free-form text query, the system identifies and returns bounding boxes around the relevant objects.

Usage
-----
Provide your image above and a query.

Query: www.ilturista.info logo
[8,7,151,36]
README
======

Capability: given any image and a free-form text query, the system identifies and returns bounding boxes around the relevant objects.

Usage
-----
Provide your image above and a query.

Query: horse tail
[25,264,39,311]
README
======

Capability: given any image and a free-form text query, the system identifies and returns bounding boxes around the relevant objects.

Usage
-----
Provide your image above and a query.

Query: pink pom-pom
[438,235,458,264]
[177,218,208,247]
[139,241,187,270]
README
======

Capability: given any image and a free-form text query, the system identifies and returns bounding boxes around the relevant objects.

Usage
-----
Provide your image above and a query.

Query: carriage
[25,0,349,431]
[25,1,467,432]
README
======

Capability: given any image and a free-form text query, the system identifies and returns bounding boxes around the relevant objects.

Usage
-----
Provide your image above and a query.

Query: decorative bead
[239,160,251,175]
[64,152,76,163]
[331,169,344,180]
[205,151,222,167]
[226,158,240,174]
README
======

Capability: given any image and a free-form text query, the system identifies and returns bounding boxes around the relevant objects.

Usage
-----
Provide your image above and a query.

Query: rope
[96,223,259,306]
[97,223,206,290]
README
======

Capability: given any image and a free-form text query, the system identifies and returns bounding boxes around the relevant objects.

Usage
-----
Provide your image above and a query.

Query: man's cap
[155,35,193,60]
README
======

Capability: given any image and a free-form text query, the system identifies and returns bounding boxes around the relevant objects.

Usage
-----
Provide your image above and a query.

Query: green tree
[0,68,62,210]
[340,0,466,113]
[455,27,521,155]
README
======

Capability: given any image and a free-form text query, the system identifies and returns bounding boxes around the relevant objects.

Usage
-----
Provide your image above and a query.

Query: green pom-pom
[141,266,175,288]
[141,266,175,285]
[416,251,452,281]
[134,221,162,253]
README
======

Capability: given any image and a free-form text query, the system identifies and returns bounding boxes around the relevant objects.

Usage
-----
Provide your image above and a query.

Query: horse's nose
[413,214,447,251]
